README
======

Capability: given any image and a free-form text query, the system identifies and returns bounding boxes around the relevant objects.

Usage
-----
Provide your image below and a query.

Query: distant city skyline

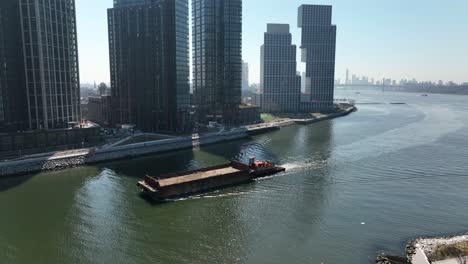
[76,0,468,84]
[336,69,468,86]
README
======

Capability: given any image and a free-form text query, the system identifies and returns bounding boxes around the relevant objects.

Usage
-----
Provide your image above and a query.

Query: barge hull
[138,161,286,201]
[144,171,252,200]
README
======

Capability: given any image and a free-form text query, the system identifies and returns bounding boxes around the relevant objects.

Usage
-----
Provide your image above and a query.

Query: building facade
[345,68,350,85]
[1,0,79,132]
[87,95,112,126]
[20,0,81,130]
[0,125,101,159]
[192,0,242,124]
[260,24,301,113]
[108,0,191,133]
[0,6,3,125]
[299,5,336,111]
[242,61,249,91]
[0,0,28,131]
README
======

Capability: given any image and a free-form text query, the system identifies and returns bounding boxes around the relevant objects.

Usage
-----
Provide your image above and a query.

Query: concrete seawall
[0,107,356,177]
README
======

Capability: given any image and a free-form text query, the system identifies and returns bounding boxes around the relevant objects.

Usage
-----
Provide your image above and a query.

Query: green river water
[1,90,468,263]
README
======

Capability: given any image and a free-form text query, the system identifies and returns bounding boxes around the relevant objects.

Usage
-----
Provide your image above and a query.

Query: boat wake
[263,105,465,173]
[169,190,258,202]
[279,158,330,172]
[332,104,464,163]
[281,162,304,170]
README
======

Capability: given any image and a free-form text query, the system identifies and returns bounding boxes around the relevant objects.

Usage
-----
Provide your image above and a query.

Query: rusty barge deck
[137,160,285,201]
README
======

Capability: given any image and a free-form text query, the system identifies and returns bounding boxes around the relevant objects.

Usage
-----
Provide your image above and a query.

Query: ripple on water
[332,104,464,164]
[65,168,139,263]
[0,237,17,263]
[3,91,468,264]
[170,190,254,202]
[236,141,277,162]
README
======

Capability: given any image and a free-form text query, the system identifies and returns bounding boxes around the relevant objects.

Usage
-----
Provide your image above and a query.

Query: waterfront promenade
[0,106,356,177]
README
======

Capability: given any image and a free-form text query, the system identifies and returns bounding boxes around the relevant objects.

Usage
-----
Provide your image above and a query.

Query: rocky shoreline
[413,234,468,256]
[377,233,468,264]
[376,255,409,264]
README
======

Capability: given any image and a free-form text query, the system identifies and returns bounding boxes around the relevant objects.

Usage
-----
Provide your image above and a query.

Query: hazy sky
[76,0,468,84]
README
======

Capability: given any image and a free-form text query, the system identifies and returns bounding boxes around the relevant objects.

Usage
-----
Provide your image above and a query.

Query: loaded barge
[137,158,285,201]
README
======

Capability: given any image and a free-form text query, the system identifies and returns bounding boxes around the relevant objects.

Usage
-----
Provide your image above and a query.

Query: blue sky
[76,0,468,84]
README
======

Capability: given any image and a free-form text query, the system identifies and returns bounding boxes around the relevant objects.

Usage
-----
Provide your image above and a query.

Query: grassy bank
[260,104,354,124]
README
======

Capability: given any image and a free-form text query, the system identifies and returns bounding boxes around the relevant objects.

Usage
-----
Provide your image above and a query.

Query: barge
[137,157,285,201]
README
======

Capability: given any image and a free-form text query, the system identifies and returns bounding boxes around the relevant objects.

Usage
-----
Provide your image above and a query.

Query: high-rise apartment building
[192,0,242,123]
[301,72,307,92]
[113,0,147,6]
[260,24,301,113]
[0,0,27,131]
[299,5,336,111]
[108,0,191,133]
[345,69,350,85]
[0,0,81,131]
[242,61,249,91]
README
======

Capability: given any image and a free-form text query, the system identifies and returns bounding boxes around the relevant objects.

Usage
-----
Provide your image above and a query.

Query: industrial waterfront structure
[192,0,243,124]
[0,0,81,131]
[299,5,337,111]
[258,24,301,113]
[108,0,191,133]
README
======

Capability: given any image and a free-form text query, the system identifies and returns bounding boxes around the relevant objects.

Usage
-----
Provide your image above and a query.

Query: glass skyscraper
[299,5,337,111]
[192,0,242,124]
[113,0,148,7]
[0,0,28,130]
[108,0,191,133]
[0,0,80,131]
[260,24,301,113]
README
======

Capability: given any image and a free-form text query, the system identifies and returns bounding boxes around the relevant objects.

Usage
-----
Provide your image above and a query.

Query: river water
[1,91,468,263]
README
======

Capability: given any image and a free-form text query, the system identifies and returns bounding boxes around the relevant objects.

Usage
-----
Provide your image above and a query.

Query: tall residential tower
[345,69,350,85]
[299,5,337,111]
[260,24,301,113]
[242,61,249,91]
[108,0,191,133]
[192,0,242,124]
[0,0,27,131]
[0,0,81,131]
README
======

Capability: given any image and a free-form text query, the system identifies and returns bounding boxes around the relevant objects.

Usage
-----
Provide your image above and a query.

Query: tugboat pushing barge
[137,157,285,201]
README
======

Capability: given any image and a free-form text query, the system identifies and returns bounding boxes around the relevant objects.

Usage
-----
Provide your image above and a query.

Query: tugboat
[249,158,284,177]
[137,157,285,201]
